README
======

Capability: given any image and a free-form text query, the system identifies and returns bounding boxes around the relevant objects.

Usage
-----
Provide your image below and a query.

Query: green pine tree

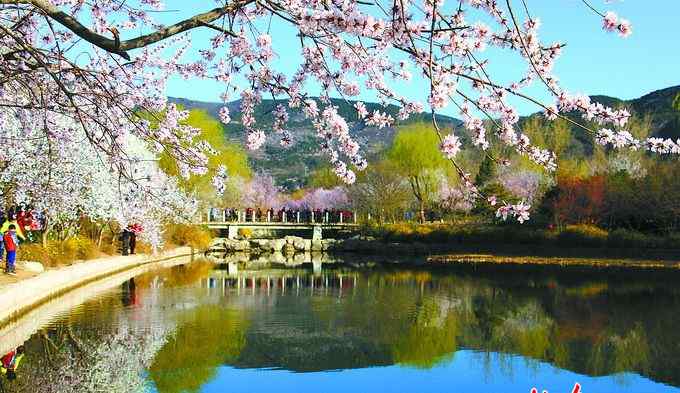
[475,155,496,185]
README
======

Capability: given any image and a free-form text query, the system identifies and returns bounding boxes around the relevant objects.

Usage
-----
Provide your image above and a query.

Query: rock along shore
[211,236,449,255]
[0,247,193,327]
[210,236,680,270]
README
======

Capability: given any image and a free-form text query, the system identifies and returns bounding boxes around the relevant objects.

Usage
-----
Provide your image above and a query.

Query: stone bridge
[202,221,360,240]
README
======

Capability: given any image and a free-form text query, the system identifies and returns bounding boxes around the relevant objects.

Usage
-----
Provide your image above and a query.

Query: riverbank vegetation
[17,223,212,268]
[366,223,680,250]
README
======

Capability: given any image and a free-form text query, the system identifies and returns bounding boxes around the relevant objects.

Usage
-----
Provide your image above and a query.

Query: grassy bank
[363,222,680,260]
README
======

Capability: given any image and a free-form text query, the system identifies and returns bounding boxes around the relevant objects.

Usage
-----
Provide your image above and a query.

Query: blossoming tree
[0,0,664,223]
[240,173,282,209]
[285,187,350,211]
[1,113,196,247]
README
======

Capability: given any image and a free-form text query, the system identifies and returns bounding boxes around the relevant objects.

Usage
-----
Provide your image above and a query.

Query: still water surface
[6,259,680,393]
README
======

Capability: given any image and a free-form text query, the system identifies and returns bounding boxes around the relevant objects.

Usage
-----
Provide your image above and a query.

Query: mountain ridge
[170,84,680,188]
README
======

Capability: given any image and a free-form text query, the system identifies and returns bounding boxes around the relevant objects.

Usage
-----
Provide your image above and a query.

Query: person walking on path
[129,228,136,255]
[3,225,18,276]
[120,227,131,256]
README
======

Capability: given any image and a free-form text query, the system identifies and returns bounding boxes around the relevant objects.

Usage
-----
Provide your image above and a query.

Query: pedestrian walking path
[0,247,192,326]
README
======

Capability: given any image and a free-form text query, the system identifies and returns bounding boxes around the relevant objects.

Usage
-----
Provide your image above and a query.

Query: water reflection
[3,261,680,392]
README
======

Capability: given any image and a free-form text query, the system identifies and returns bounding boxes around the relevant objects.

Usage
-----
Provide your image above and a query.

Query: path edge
[0,247,194,327]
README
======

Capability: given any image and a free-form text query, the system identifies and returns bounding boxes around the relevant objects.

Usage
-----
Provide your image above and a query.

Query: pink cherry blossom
[219,107,231,124]
[246,130,267,150]
[441,134,462,159]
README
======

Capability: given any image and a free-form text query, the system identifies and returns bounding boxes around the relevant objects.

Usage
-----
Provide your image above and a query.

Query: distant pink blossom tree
[438,181,474,213]
[286,187,350,210]
[499,170,547,203]
[240,173,282,209]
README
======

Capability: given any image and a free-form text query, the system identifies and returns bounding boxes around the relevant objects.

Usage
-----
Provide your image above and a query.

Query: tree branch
[7,0,253,59]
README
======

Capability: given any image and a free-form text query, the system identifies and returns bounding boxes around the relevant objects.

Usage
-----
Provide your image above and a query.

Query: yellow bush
[165,223,213,250]
[558,224,608,247]
[64,236,99,260]
[99,241,118,255]
[238,228,253,239]
[389,223,415,235]
[414,226,433,237]
[19,235,100,267]
[382,223,416,239]
[19,243,52,266]
[564,224,608,239]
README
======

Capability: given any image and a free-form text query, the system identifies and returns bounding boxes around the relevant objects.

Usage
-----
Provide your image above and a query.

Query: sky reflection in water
[203,352,676,393]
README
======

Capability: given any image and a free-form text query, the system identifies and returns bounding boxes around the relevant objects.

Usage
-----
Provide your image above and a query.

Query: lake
[4,258,680,393]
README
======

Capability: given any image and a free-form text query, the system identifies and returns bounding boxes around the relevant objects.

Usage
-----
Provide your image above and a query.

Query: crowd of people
[0,205,44,275]
[0,206,46,237]
[210,207,355,224]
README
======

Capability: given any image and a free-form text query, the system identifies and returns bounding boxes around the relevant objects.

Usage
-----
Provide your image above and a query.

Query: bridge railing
[205,208,358,225]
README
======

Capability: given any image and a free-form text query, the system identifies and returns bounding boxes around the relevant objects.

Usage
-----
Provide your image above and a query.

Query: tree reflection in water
[148,306,248,393]
[6,325,169,393]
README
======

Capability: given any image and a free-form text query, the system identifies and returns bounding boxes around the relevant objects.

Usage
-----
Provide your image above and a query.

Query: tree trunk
[42,219,51,248]
[97,224,105,249]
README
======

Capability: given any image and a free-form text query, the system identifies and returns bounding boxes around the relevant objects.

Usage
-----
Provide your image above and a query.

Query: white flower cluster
[496,201,532,224]
[596,128,680,154]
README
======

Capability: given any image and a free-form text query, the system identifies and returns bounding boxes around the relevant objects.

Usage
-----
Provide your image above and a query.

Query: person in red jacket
[1,346,25,381]
[3,224,18,275]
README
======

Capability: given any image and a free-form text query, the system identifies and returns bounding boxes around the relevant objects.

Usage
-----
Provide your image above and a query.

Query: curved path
[0,247,193,354]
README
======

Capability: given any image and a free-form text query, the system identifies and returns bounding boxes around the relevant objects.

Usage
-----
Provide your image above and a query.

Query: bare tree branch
[1,0,253,59]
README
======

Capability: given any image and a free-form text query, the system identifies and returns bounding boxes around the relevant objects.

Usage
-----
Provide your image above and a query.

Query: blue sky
[158,0,680,116]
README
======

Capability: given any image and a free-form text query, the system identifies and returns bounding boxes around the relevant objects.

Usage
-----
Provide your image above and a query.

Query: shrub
[414,225,433,240]
[367,221,680,251]
[661,233,680,249]
[19,243,52,266]
[165,224,213,249]
[607,229,652,249]
[99,241,118,255]
[557,224,608,247]
[19,235,99,267]
[377,223,416,242]
[60,236,98,260]
[237,228,253,239]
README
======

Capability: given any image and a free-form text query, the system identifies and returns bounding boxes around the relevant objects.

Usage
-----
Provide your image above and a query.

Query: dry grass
[20,236,100,267]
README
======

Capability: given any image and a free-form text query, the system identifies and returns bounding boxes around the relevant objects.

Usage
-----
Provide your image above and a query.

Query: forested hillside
[171,85,680,188]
